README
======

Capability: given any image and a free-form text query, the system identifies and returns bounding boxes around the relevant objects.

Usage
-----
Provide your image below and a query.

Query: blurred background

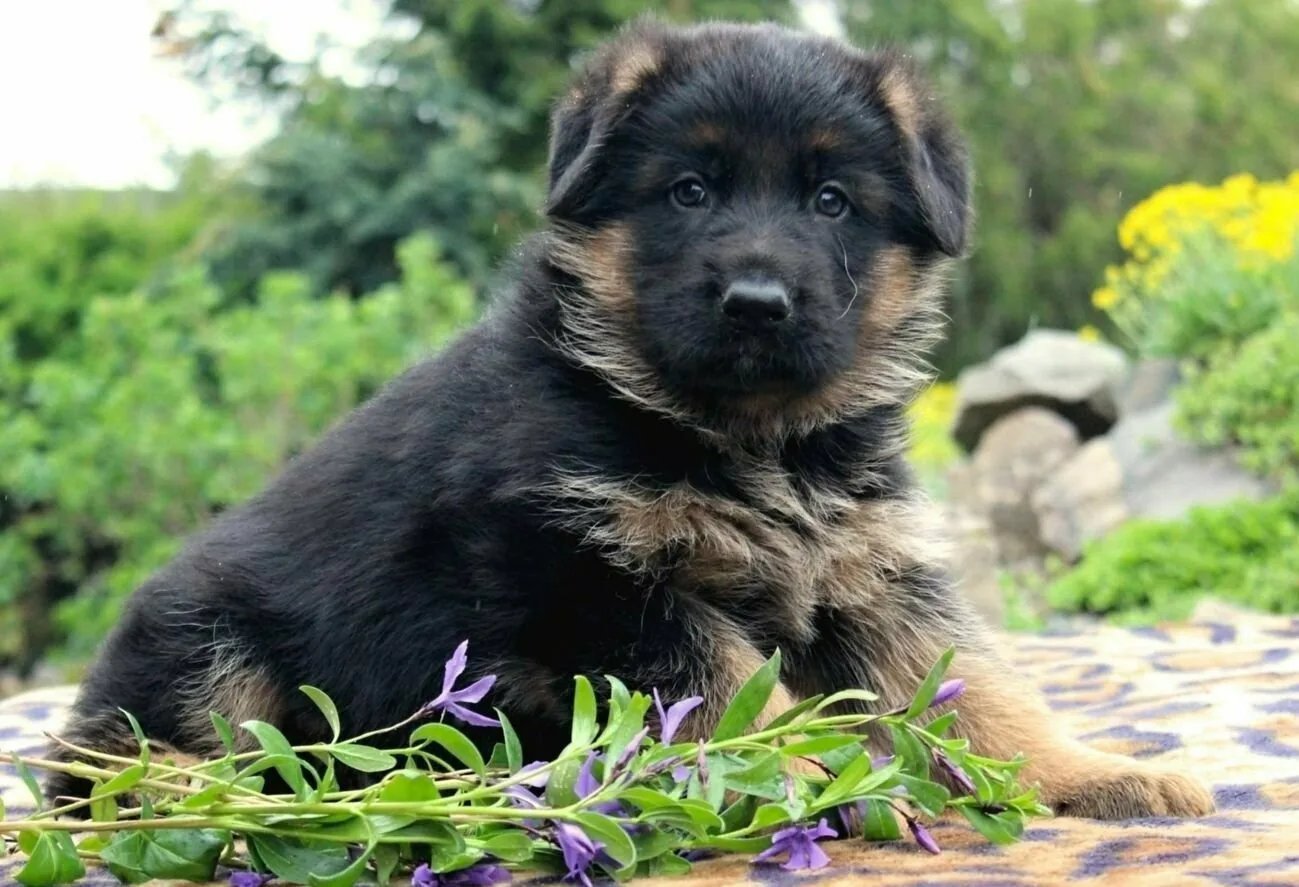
[1,0,1297,691]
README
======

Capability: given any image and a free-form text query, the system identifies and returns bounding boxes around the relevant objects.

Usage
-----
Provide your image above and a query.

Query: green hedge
[1046,493,1299,624]
[0,232,475,670]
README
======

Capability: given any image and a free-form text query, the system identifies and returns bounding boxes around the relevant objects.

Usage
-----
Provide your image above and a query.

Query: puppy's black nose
[721,279,791,328]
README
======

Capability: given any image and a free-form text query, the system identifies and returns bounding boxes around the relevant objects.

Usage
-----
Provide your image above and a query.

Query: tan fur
[877,66,921,142]
[542,455,951,643]
[177,648,282,751]
[673,612,801,740]
[941,656,1215,819]
[610,43,661,95]
[856,628,1215,820]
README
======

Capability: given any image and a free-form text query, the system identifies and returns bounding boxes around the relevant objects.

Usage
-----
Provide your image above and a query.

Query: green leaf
[572,675,599,746]
[778,735,862,758]
[410,722,486,775]
[210,711,236,754]
[241,719,306,793]
[91,764,146,799]
[330,743,398,773]
[644,852,692,877]
[959,806,1024,845]
[99,828,229,884]
[605,693,652,766]
[479,830,535,862]
[498,710,523,773]
[620,786,681,813]
[925,711,959,737]
[762,694,825,730]
[890,724,932,779]
[89,792,118,823]
[713,649,781,741]
[374,845,400,886]
[605,674,632,713]
[702,835,772,853]
[861,798,902,840]
[249,834,351,884]
[379,770,440,803]
[309,842,374,887]
[118,709,150,766]
[896,774,950,817]
[300,685,342,742]
[545,755,582,807]
[575,813,637,870]
[905,647,956,718]
[818,756,904,808]
[820,742,866,774]
[751,802,794,829]
[675,798,727,833]
[16,832,84,886]
[813,688,880,711]
[12,755,45,811]
[723,752,784,799]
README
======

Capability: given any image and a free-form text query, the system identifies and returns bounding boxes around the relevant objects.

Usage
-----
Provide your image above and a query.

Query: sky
[0,0,840,190]
[0,0,387,189]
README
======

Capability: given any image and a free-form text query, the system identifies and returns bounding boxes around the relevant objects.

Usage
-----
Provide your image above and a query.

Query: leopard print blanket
[4,606,1297,886]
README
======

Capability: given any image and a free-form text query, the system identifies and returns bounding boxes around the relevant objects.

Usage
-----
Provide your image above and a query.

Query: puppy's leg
[788,585,1213,820]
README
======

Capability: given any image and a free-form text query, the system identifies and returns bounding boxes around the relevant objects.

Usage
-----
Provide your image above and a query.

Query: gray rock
[1110,401,1273,520]
[1032,401,1274,560]
[953,329,1130,451]
[1031,438,1128,561]
[967,407,1081,563]
[1118,358,1182,416]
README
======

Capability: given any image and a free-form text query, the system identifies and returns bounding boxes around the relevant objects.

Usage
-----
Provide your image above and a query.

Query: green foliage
[1176,307,1299,485]
[844,0,1299,372]
[1,648,1047,886]
[164,0,790,301]
[1046,492,1299,624]
[0,233,475,667]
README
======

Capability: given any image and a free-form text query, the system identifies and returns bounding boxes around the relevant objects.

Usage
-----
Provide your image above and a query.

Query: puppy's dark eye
[815,184,849,218]
[671,178,708,209]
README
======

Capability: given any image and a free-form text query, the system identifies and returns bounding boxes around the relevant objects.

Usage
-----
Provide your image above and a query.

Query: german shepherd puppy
[47,20,1212,820]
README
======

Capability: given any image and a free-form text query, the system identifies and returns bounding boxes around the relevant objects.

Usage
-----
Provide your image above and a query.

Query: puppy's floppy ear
[545,23,666,221]
[868,51,973,257]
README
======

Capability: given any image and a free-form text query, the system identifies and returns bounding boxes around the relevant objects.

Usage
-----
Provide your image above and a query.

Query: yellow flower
[1092,286,1120,311]
[1077,325,1102,343]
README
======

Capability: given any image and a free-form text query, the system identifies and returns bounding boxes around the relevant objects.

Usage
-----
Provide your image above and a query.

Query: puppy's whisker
[835,235,859,321]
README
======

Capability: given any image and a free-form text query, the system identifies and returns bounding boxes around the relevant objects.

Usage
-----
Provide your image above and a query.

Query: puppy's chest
[548,461,926,639]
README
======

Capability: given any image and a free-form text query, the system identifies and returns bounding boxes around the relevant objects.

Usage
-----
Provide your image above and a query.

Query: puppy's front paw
[1045,765,1215,820]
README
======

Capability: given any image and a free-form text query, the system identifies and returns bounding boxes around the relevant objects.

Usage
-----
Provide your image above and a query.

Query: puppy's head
[545,21,971,436]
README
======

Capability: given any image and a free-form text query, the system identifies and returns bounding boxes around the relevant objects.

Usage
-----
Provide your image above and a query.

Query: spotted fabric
[4,609,1298,886]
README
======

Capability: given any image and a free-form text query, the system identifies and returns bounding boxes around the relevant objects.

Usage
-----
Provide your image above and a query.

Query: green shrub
[1046,492,1299,624]
[0,233,475,669]
[1176,308,1299,484]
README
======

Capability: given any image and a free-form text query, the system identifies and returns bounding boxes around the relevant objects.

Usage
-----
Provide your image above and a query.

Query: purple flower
[653,688,704,744]
[752,818,838,871]
[871,754,894,770]
[418,641,500,728]
[670,764,691,784]
[576,751,602,798]
[609,727,650,775]
[576,750,623,816]
[516,761,551,788]
[412,862,512,887]
[907,817,941,855]
[228,873,271,887]
[929,679,966,709]
[554,822,603,887]
[932,748,976,795]
[836,799,865,837]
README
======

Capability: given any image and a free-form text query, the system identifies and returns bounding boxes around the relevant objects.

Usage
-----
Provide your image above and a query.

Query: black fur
[46,20,972,805]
